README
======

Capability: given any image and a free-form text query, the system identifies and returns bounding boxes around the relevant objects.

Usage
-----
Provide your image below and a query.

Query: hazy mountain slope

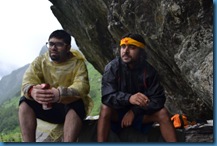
[0,64,29,104]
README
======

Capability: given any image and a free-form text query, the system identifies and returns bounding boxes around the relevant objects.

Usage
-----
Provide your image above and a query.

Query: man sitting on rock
[18,29,93,142]
[97,33,177,142]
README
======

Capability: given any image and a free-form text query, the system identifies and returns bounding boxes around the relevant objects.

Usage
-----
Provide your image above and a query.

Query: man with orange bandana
[97,33,177,142]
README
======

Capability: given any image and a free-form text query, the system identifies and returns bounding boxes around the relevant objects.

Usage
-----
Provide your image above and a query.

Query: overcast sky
[0,0,77,79]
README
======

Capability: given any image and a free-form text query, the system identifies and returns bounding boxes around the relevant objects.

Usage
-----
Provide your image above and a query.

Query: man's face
[120,44,140,64]
[47,37,70,63]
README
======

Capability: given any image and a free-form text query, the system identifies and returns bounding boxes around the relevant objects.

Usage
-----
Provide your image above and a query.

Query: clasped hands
[30,84,60,104]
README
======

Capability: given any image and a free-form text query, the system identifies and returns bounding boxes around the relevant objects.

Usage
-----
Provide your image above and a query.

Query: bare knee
[66,109,81,120]
[154,108,170,122]
[19,102,33,114]
[99,104,112,120]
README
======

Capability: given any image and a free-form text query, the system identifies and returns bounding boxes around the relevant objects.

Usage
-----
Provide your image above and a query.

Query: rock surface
[48,0,213,120]
[36,119,213,142]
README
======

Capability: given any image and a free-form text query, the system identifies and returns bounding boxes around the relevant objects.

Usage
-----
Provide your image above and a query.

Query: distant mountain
[0,45,47,104]
[0,45,49,104]
[0,64,29,104]
[0,62,19,80]
[39,45,48,55]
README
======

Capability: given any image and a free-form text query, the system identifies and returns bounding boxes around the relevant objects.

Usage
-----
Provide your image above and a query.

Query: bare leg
[63,109,82,142]
[18,102,37,142]
[143,108,177,142]
[160,109,177,142]
[97,104,113,142]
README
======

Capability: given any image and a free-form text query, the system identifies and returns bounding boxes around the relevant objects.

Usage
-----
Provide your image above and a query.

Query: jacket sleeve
[101,62,131,109]
[58,60,90,104]
[132,66,166,115]
[22,56,45,100]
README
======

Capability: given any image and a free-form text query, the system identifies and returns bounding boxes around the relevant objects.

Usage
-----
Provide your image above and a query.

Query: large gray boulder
[48,0,213,120]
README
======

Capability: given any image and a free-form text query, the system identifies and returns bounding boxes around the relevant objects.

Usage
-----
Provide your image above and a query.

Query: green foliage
[0,96,22,142]
[86,62,102,116]
[0,130,22,142]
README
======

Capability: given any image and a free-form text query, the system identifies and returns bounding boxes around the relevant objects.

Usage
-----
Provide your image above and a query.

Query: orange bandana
[120,37,145,49]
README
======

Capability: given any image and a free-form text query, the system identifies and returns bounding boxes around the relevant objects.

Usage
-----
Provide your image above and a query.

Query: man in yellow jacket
[18,29,93,142]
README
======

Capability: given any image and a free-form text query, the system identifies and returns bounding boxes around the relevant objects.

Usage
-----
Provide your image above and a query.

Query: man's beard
[121,54,132,63]
[49,52,60,62]
[50,55,60,62]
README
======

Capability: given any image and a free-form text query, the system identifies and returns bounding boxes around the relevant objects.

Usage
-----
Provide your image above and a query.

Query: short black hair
[121,33,145,45]
[48,29,71,45]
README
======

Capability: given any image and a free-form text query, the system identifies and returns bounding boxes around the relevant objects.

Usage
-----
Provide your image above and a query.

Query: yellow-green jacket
[22,49,93,115]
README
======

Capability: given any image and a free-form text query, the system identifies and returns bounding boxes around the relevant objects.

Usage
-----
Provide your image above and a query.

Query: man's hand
[121,110,134,128]
[129,92,150,107]
[51,87,60,102]
[30,84,60,104]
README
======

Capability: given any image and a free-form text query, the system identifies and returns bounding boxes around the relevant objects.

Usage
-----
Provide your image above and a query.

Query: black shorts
[19,96,86,124]
[111,109,153,134]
